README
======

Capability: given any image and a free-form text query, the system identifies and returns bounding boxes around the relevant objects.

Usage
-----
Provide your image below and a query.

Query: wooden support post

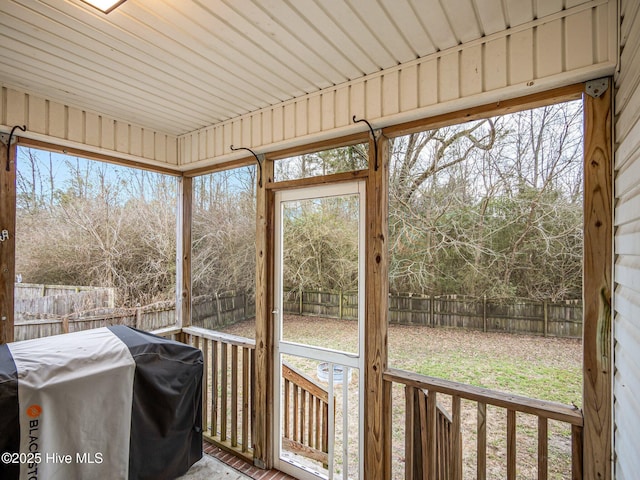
[254,158,274,468]
[364,133,390,480]
[543,300,548,337]
[0,140,16,344]
[582,80,612,479]
[176,176,192,329]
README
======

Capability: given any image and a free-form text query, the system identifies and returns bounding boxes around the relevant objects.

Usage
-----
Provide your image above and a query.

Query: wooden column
[0,140,16,344]
[364,133,390,480]
[176,176,192,329]
[582,79,612,479]
[254,158,274,468]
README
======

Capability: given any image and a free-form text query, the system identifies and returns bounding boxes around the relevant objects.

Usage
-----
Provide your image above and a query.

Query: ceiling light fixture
[81,0,127,14]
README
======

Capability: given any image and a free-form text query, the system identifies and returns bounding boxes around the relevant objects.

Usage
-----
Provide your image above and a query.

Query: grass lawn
[387,323,582,407]
[220,315,582,479]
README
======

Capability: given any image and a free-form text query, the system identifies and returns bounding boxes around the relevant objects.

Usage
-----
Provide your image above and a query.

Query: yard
[220,315,582,479]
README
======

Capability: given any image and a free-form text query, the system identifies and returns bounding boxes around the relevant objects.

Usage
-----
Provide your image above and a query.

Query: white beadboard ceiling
[0,0,591,136]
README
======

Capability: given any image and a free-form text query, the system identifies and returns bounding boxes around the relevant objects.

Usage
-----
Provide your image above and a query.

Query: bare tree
[191,167,257,297]
[388,101,583,300]
[16,152,178,306]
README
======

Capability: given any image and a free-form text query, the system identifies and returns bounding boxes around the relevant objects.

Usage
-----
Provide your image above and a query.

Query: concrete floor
[178,454,252,480]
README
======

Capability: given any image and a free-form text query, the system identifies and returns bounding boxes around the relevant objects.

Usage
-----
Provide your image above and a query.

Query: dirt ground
[220,315,582,479]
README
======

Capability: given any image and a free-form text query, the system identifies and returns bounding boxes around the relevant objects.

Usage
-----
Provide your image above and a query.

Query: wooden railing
[384,368,584,480]
[182,326,256,461]
[406,387,459,480]
[282,362,330,464]
[156,327,331,466]
[152,326,583,477]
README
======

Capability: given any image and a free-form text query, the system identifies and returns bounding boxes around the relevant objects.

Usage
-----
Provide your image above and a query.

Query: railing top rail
[14,283,110,290]
[384,367,583,426]
[182,326,256,349]
[151,326,183,337]
[283,362,329,402]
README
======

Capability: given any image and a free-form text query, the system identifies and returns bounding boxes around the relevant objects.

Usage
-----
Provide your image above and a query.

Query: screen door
[273,181,365,480]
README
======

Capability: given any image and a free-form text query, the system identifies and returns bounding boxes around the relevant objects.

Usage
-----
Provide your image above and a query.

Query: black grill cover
[0,326,202,480]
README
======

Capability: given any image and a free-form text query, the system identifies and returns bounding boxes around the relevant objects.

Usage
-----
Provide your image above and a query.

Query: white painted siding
[0,87,178,167]
[614,0,640,478]
[180,1,617,168]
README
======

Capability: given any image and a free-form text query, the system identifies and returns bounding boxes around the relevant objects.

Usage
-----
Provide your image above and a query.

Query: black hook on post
[6,125,26,171]
[353,115,379,171]
[230,145,263,188]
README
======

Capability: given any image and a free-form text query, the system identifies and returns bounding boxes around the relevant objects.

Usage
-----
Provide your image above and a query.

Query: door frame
[272,180,366,480]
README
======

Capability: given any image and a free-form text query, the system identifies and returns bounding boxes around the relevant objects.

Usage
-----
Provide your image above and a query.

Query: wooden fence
[14,284,581,340]
[283,289,359,320]
[13,289,255,342]
[15,283,115,316]
[192,292,256,330]
[284,290,583,338]
[14,301,177,341]
[15,282,116,301]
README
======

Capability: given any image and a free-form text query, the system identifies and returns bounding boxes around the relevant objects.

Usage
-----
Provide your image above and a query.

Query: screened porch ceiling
[0,0,595,139]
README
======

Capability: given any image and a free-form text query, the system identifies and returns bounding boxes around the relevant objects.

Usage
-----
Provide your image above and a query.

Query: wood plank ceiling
[0,0,590,136]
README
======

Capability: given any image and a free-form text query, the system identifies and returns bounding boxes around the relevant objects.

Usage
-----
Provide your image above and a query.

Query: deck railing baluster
[211,340,218,438]
[231,344,238,447]
[315,397,321,450]
[405,385,416,480]
[202,339,209,434]
[284,378,290,439]
[538,416,548,480]
[478,402,487,480]
[451,396,462,480]
[308,394,314,448]
[507,409,517,479]
[300,389,306,444]
[426,390,437,480]
[572,425,583,480]
[220,342,228,442]
[293,384,299,442]
[242,347,249,452]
